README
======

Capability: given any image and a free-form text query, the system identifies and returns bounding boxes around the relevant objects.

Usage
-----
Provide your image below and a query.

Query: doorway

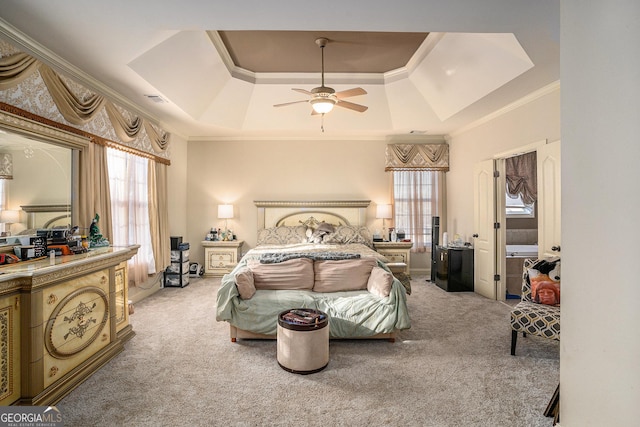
[501,151,538,298]
[474,139,561,301]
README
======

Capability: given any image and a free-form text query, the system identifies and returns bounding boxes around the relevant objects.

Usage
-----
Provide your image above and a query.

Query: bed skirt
[229,325,396,342]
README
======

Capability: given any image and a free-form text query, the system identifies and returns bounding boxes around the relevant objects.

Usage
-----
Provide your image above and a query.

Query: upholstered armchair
[510,258,560,355]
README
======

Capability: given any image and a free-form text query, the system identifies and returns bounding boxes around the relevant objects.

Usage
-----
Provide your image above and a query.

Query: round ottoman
[277,308,329,374]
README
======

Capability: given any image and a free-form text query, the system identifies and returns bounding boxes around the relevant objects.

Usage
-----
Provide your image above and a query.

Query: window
[506,191,535,218]
[107,148,156,284]
[393,170,441,252]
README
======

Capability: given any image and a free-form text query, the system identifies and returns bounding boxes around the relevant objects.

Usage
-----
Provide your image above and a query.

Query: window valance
[505,151,537,205]
[385,143,449,172]
[0,51,169,154]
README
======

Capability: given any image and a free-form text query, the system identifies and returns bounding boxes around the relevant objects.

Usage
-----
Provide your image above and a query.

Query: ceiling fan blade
[335,87,367,99]
[273,100,309,107]
[292,88,313,96]
[336,100,368,113]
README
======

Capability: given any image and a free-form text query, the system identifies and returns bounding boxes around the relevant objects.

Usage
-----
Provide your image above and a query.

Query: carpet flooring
[57,275,559,427]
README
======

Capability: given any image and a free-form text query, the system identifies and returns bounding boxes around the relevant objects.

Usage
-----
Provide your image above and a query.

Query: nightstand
[373,241,413,278]
[202,240,244,277]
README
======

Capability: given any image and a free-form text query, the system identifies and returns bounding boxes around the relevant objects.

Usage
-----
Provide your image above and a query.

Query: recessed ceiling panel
[410,33,535,121]
[129,31,231,119]
[218,31,428,73]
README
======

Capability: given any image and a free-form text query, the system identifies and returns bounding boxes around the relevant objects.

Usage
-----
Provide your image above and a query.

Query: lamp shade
[0,210,20,224]
[376,204,392,219]
[217,204,234,219]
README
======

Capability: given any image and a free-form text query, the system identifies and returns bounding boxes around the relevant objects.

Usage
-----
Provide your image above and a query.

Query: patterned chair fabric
[510,258,560,355]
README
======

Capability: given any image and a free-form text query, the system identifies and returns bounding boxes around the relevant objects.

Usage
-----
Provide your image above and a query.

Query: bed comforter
[215,243,411,338]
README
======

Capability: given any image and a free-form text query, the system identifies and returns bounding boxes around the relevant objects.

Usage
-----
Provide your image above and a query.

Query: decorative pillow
[256,226,308,245]
[248,257,314,290]
[322,225,374,248]
[526,258,560,306]
[312,258,377,292]
[367,266,393,298]
[307,222,336,243]
[235,268,256,299]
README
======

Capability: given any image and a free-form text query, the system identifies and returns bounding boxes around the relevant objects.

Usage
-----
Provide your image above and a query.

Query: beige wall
[177,88,560,271]
[445,86,561,242]
[167,133,189,238]
[184,138,393,265]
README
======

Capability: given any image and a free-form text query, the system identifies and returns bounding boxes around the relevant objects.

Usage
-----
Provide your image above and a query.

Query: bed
[215,200,411,341]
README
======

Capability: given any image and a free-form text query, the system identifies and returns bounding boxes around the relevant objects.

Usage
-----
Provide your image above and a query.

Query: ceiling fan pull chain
[321,113,325,132]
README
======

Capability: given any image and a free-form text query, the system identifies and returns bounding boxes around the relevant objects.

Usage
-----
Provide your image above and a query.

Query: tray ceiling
[0,1,560,139]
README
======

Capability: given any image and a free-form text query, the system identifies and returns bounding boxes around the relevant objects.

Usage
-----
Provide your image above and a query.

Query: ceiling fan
[273,37,368,115]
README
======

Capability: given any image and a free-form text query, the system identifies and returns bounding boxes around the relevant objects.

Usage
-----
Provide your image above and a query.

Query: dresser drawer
[43,269,111,388]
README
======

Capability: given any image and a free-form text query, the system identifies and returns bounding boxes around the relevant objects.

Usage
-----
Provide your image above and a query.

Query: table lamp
[217,204,234,232]
[376,204,392,241]
[0,209,20,236]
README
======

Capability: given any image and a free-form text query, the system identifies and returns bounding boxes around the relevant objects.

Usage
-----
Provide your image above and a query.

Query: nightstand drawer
[379,252,407,263]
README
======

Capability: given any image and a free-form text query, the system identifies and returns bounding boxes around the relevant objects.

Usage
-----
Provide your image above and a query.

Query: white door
[537,140,562,258]
[473,159,497,299]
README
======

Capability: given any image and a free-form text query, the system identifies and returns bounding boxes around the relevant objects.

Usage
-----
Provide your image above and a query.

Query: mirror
[0,109,89,242]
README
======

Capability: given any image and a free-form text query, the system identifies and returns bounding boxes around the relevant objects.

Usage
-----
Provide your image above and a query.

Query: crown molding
[208,30,385,86]
[449,80,561,138]
[0,18,167,131]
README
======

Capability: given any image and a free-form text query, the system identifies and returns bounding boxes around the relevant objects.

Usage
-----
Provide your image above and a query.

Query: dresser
[0,245,138,406]
[202,240,244,277]
[373,241,413,277]
[435,246,474,292]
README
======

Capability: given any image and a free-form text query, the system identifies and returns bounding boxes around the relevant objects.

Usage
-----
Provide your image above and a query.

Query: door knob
[551,245,561,252]
[472,234,479,238]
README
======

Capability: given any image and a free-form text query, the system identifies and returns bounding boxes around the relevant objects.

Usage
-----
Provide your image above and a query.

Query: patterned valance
[0,51,169,154]
[385,143,449,171]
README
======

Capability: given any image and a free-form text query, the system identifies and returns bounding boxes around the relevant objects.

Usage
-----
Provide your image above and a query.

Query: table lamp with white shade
[217,204,234,238]
[0,209,20,236]
[376,204,392,241]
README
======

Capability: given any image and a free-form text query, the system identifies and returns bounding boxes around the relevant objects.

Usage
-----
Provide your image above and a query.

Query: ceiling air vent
[144,94,167,104]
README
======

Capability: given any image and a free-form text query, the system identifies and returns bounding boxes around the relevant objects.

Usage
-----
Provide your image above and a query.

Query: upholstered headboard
[254,200,370,230]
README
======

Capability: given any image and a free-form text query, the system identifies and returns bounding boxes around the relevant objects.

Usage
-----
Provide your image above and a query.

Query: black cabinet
[164,246,190,287]
[435,246,474,292]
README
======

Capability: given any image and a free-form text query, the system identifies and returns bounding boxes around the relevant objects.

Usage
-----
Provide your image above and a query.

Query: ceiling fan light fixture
[310,97,337,114]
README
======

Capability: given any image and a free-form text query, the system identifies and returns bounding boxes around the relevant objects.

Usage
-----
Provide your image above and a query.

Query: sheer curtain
[107,147,156,285]
[393,170,445,253]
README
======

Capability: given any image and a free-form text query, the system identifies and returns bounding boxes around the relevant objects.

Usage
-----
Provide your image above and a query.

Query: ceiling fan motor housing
[311,86,335,96]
